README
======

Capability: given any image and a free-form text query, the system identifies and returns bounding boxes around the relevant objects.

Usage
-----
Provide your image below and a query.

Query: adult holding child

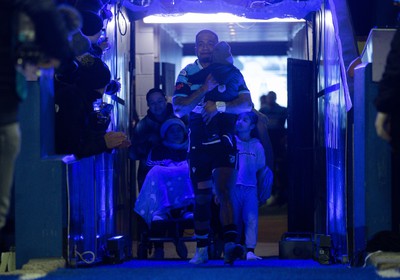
[173,30,253,265]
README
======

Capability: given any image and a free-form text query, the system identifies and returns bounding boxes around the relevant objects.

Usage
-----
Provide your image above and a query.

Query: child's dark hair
[146,88,166,102]
[236,111,259,138]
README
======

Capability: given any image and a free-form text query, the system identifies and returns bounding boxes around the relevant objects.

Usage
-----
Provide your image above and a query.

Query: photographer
[55,54,130,158]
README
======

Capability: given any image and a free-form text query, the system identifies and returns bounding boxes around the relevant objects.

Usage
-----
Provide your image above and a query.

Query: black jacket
[129,103,177,160]
[55,84,111,158]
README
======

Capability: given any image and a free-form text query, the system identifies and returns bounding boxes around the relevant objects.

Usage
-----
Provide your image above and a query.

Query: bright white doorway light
[143,13,305,24]
[181,55,288,110]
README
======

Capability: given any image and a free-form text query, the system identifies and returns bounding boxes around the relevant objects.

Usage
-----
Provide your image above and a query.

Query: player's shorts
[189,134,238,183]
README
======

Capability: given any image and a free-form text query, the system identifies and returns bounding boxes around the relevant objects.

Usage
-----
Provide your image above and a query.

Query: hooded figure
[80,10,103,37]
[55,54,113,158]
[80,11,106,58]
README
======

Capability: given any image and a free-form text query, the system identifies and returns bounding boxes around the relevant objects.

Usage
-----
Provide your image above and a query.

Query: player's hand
[201,73,218,93]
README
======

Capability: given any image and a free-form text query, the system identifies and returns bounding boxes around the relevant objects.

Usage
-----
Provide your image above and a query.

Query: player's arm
[224,92,253,114]
[173,73,217,118]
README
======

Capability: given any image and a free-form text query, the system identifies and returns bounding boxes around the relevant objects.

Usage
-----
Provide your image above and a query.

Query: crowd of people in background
[258,91,288,206]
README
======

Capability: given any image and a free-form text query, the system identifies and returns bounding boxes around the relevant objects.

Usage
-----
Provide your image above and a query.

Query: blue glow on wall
[322,5,348,259]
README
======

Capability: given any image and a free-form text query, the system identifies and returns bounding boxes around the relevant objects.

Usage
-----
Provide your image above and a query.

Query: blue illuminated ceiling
[123,0,322,44]
[124,0,321,20]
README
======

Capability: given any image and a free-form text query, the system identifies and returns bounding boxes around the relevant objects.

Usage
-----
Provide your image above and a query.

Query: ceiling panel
[158,21,307,44]
[124,0,318,45]
[124,0,321,21]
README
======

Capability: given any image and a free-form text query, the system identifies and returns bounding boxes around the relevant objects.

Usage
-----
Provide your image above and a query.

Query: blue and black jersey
[174,59,250,146]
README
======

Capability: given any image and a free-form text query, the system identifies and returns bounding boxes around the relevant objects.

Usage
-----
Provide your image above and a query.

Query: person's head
[195,30,219,67]
[57,4,82,36]
[266,91,277,106]
[212,41,233,65]
[236,111,258,136]
[71,30,91,56]
[146,88,167,117]
[160,118,187,144]
[76,54,111,93]
[259,94,268,109]
[80,11,104,43]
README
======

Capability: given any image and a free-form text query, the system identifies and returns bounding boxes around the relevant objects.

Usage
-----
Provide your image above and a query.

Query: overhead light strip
[143,13,305,24]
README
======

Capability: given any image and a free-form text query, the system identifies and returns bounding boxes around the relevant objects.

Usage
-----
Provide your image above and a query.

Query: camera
[89,103,114,131]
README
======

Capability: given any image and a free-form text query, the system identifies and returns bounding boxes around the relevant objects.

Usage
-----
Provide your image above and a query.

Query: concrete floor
[132,203,288,259]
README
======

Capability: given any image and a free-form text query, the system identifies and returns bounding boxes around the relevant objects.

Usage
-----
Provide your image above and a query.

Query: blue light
[109,235,124,240]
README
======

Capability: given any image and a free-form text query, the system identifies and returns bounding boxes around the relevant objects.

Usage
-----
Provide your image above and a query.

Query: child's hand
[202,101,219,125]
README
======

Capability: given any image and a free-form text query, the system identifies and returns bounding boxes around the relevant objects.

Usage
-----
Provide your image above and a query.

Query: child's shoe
[246,251,262,260]
[189,246,208,264]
